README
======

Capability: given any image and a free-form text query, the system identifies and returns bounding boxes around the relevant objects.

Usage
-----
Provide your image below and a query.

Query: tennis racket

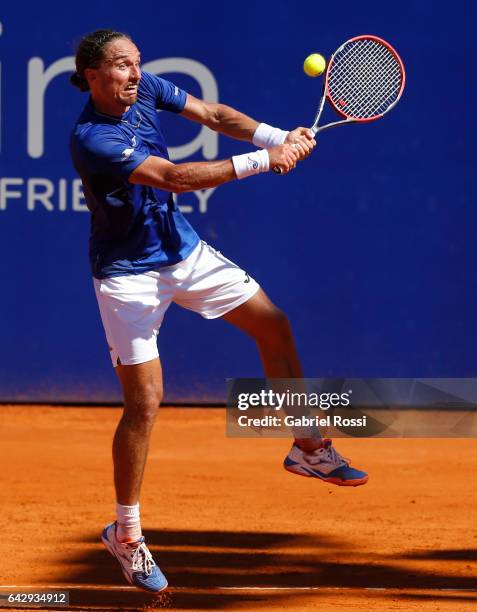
[273,35,405,173]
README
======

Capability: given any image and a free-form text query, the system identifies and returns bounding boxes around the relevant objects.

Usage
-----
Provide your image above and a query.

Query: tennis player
[70,29,368,594]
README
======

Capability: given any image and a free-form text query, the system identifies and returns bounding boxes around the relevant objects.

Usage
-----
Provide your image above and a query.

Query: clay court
[1,405,476,611]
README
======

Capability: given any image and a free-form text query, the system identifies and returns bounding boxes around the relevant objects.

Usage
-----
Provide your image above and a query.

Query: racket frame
[311,35,406,135]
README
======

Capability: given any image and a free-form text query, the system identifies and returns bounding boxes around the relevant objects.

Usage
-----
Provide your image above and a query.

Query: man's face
[86,38,142,115]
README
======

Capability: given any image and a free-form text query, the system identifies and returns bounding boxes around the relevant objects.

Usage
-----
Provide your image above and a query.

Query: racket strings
[330,42,401,117]
[331,43,400,117]
[328,38,403,119]
[330,41,400,116]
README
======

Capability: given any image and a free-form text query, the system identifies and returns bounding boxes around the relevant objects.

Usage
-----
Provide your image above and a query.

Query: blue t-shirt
[70,71,200,279]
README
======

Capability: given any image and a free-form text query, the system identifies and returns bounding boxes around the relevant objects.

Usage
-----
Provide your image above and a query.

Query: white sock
[115,502,142,543]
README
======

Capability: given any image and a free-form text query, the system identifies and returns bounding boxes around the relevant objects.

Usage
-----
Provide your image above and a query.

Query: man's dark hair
[70,29,132,92]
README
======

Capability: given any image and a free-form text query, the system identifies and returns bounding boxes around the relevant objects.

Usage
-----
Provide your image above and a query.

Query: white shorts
[93,240,260,367]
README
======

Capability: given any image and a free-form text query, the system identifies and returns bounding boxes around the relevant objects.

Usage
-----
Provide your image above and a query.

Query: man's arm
[129,145,300,193]
[129,94,315,192]
[180,94,259,142]
[130,157,237,193]
[180,94,316,158]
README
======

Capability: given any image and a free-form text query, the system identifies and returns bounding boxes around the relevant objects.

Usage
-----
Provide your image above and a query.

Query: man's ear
[84,67,97,83]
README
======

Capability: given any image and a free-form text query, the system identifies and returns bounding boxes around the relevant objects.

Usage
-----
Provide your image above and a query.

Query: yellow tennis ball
[303,53,326,77]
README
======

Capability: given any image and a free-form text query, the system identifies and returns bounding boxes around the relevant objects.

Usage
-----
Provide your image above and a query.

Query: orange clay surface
[0,405,476,611]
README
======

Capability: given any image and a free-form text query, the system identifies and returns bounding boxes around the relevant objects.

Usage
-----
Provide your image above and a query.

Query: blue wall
[1,1,475,402]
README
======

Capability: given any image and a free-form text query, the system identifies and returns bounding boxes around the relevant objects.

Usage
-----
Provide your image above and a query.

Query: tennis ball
[303,53,326,77]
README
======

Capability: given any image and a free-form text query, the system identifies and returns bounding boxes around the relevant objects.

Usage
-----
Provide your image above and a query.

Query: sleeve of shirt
[140,71,187,113]
[80,127,149,180]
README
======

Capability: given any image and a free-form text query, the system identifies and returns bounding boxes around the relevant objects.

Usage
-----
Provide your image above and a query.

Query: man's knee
[255,306,294,348]
[123,381,163,427]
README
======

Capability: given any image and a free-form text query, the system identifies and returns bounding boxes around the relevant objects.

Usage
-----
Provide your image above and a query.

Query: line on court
[1,585,477,592]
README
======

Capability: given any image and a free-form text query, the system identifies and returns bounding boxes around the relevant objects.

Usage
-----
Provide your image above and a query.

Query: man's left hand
[285,128,316,160]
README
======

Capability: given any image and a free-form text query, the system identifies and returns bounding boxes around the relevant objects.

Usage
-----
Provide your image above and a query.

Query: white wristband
[232,149,270,179]
[252,122,289,148]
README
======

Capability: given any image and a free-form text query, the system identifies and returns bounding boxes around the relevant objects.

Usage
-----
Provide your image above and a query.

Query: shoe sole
[101,531,168,594]
[284,464,369,487]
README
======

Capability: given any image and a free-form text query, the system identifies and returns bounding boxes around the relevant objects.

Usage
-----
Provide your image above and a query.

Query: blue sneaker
[101,522,168,593]
[284,439,369,486]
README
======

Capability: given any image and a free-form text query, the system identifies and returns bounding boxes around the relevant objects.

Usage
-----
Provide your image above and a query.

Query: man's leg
[100,357,168,593]
[93,269,172,591]
[221,288,301,376]
[222,288,368,486]
[114,358,163,507]
[221,288,319,451]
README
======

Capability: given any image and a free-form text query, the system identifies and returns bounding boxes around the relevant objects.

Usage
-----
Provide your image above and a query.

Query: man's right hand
[268,143,302,175]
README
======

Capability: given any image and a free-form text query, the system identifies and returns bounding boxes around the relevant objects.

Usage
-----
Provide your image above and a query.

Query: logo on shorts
[244,272,250,283]
[121,147,135,160]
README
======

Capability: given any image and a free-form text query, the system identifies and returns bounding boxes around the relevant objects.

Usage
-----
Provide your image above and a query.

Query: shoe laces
[305,439,349,467]
[128,539,156,576]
